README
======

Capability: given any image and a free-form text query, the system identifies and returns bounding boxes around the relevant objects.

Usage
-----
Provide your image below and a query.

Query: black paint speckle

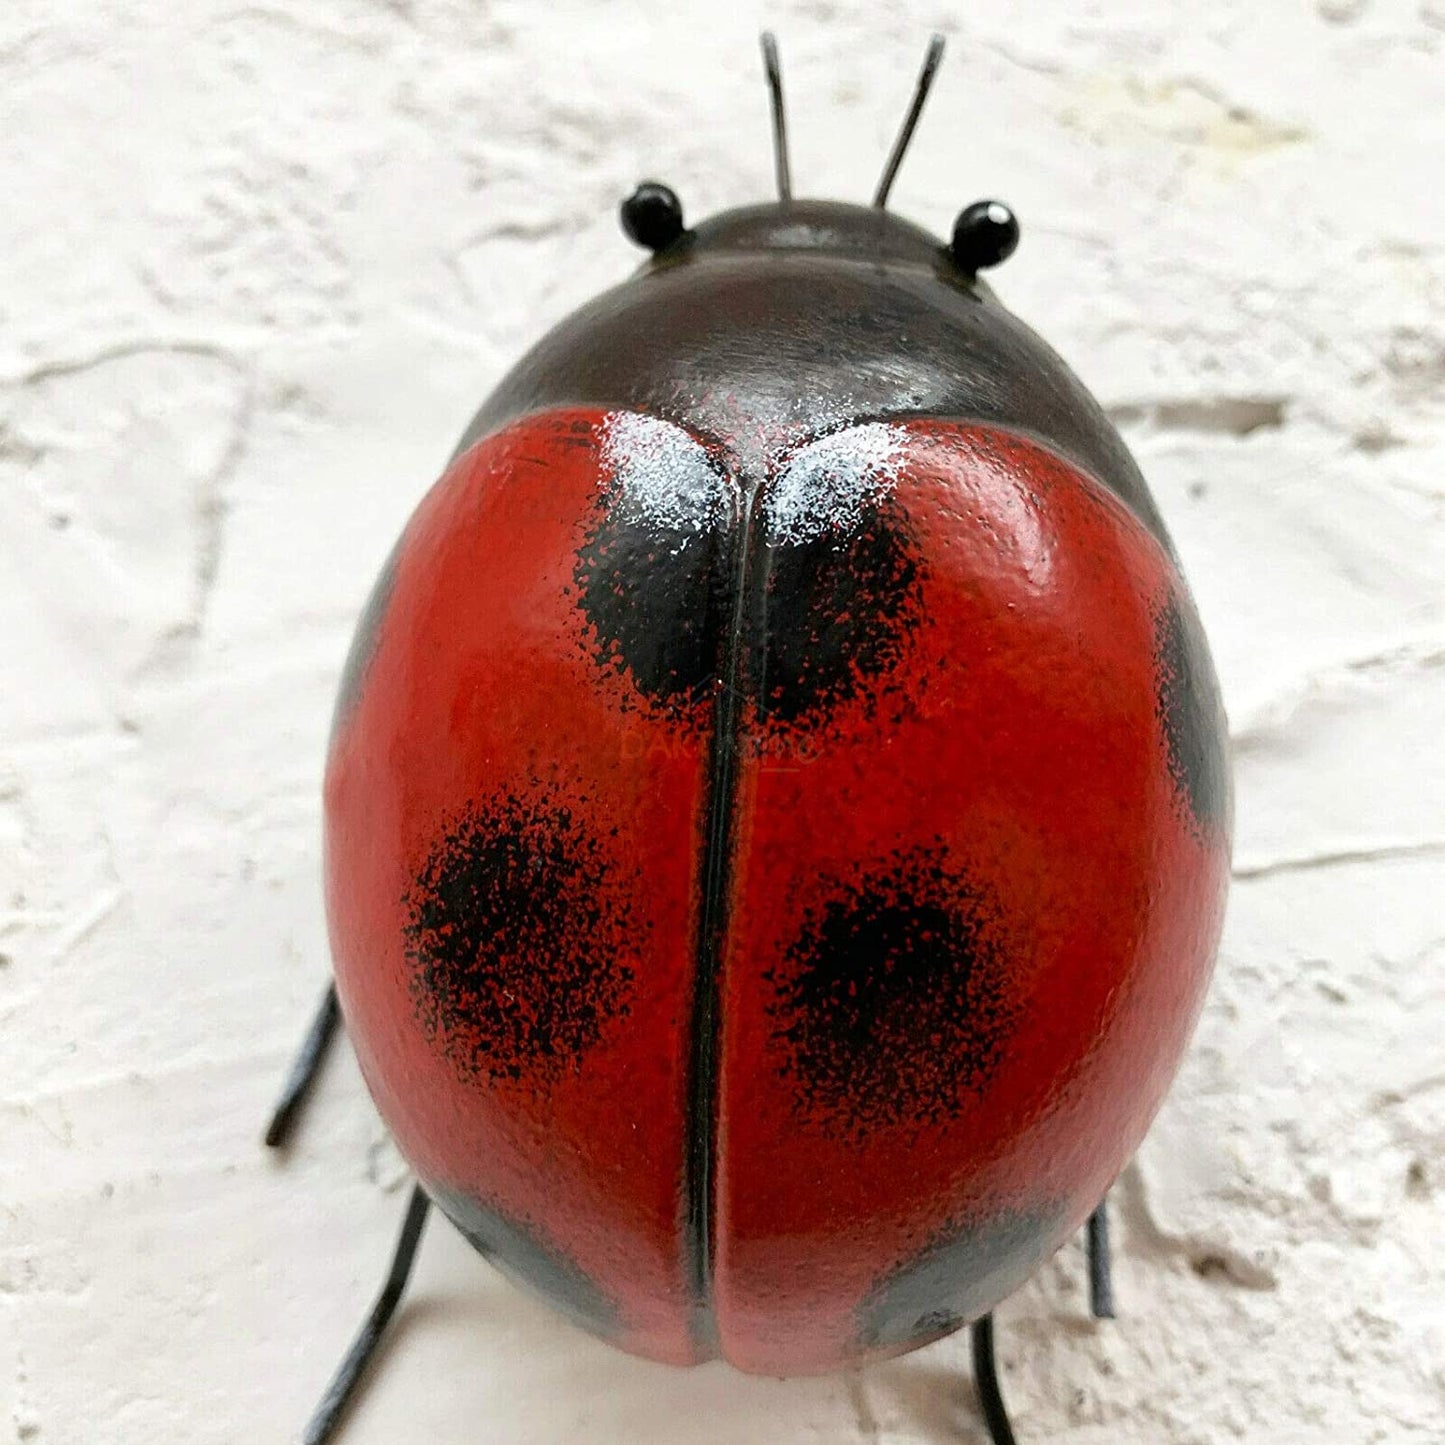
[765,848,1020,1138]
[574,416,927,728]
[403,792,640,1088]
[756,495,923,725]
[433,1185,620,1337]
[858,1204,1063,1352]
[574,514,727,711]
[573,414,732,714]
[1153,591,1230,835]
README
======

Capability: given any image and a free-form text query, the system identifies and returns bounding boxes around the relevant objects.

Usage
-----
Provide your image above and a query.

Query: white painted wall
[2,2,1442,1441]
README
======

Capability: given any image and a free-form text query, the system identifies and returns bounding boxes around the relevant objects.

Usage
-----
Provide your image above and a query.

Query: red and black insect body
[298,33,1230,1441]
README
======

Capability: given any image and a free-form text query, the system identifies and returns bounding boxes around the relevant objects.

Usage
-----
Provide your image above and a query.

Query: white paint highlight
[601,411,724,535]
[765,423,905,544]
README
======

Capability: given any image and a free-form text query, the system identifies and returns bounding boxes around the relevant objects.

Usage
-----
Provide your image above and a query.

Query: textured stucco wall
[2,2,1443,1441]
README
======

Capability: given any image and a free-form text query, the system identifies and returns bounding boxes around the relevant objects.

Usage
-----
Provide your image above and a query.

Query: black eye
[620,182,685,253]
[950,199,1020,273]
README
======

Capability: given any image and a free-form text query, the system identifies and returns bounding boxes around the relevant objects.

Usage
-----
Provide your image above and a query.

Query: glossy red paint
[324,406,1230,1373]
[714,421,1229,1372]
[325,410,727,1362]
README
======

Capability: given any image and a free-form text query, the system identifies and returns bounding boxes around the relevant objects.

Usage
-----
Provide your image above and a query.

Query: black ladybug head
[617,34,1020,282]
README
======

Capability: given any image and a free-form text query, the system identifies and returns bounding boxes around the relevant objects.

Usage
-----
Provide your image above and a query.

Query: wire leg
[1087,1200,1116,1320]
[264,982,341,1148]
[759,32,792,201]
[303,1183,431,1445]
[971,1313,1017,1445]
[966,1202,1113,1442]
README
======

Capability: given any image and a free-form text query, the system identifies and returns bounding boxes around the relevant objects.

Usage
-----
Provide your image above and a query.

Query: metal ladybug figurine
[268,34,1231,1444]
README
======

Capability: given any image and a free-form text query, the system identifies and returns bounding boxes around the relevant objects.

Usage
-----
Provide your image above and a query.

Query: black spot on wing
[858,1204,1064,1352]
[433,1185,620,1338]
[764,848,1020,1140]
[574,515,728,711]
[1153,591,1230,836]
[756,425,925,726]
[573,413,733,715]
[330,533,404,735]
[756,496,923,725]
[403,792,640,1088]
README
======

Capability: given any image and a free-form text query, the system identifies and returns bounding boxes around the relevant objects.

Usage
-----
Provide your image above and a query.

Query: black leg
[970,1313,1017,1445]
[265,982,341,1148]
[303,1183,431,1445]
[1087,1200,1115,1320]
[966,1198,1115,1442]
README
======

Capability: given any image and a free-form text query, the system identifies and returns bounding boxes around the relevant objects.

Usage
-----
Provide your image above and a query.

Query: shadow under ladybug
[268,31,1231,1445]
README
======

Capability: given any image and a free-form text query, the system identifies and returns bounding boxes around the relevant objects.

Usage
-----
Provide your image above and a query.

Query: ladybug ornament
[270,34,1230,1444]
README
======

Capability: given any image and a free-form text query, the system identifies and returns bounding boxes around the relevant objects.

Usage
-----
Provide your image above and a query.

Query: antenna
[872,33,945,209]
[760,31,792,202]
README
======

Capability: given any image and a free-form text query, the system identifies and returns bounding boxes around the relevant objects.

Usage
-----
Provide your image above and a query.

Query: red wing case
[325,408,738,1363]
[712,420,1230,1373]
[325,410,1229,1374]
